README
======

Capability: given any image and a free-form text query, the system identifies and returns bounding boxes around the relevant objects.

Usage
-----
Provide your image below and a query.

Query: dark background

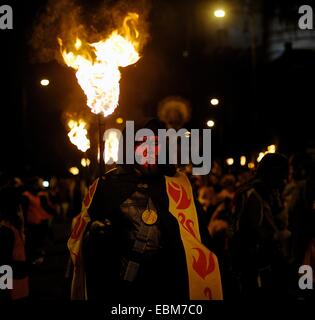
[1,0,315,177]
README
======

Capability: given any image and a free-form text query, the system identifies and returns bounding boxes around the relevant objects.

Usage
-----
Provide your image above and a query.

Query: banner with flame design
[68,178,99,300]
[166,173,223,300]
[68,173,222,300]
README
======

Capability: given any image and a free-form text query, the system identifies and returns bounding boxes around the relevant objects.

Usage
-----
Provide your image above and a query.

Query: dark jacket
[83,167,190,301]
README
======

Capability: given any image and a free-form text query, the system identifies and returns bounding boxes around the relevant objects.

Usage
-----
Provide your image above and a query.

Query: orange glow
[248,162,255,169]
[116,117,124,124]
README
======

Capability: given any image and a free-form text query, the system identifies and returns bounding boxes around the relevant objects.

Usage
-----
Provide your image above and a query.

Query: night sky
[1,0,315,177]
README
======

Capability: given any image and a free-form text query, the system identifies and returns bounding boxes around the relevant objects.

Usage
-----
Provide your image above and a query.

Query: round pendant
[141,209,158,225]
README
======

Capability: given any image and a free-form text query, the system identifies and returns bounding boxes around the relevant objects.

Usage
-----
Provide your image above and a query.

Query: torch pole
[83,151,89,185]
[98,114,105,176]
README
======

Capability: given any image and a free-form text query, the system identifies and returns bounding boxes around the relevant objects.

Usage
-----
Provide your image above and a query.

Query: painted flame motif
[59,13,141,117]
[178,213,197,239]
[70,215,87,241]
[165,175,223,300]
[67,119,90,152]
[83,179,98,208]
[204,287,212,300]
[192,248,215,280]
[71,179,98,241]
[167,182,191,210]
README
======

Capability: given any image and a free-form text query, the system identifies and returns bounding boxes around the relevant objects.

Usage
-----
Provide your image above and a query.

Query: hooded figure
[68,118,222,301]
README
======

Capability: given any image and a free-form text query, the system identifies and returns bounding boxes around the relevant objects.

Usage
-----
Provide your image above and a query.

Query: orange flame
[67,119,90,152]
[59,13,141,117]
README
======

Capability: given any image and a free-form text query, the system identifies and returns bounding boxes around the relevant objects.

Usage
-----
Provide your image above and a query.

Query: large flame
[68,119,90,152]
[59,13,141,117]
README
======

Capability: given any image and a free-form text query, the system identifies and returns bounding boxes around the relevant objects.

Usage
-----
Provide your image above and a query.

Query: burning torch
[59,12,142,175]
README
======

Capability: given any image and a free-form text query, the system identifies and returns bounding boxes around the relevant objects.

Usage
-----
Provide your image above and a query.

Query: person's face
[134,135,161,177]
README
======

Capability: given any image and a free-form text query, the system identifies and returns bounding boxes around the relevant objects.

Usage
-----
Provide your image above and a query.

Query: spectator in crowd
[286,152,315,298]
[229,153,289,299]
[197,185,217,224]
[0,174,29,301]
[22,177,55,265]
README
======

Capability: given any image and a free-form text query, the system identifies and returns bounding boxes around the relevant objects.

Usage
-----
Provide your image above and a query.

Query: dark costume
[68,119,222,301]
[84,167,189,301]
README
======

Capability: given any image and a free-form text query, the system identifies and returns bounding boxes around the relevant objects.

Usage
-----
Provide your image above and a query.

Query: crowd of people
[189,152,315,300]
[0,175,86,300]
[1,133,315,301]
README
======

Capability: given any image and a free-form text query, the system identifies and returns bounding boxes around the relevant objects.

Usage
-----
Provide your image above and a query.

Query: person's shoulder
[95,167,131,190]
[88,167,135,220]
[103,167,119,178]
[101,166,134,180]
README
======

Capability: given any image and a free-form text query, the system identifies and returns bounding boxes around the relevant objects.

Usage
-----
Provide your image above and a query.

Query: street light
[214,9,226,18]
[42,180,49,188]
[69,167,79,175]
[210,98,219,106]
[226,158,234,166]
[81,158,91,167]
[116,117,124,124]
[207,120,215,128]
[40,79,49,86]
[248,162,255,169]
[240,156,246,166]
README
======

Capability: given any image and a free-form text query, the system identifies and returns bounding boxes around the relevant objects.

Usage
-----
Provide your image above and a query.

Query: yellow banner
[68,178,99,299]
[166,173,223,300]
